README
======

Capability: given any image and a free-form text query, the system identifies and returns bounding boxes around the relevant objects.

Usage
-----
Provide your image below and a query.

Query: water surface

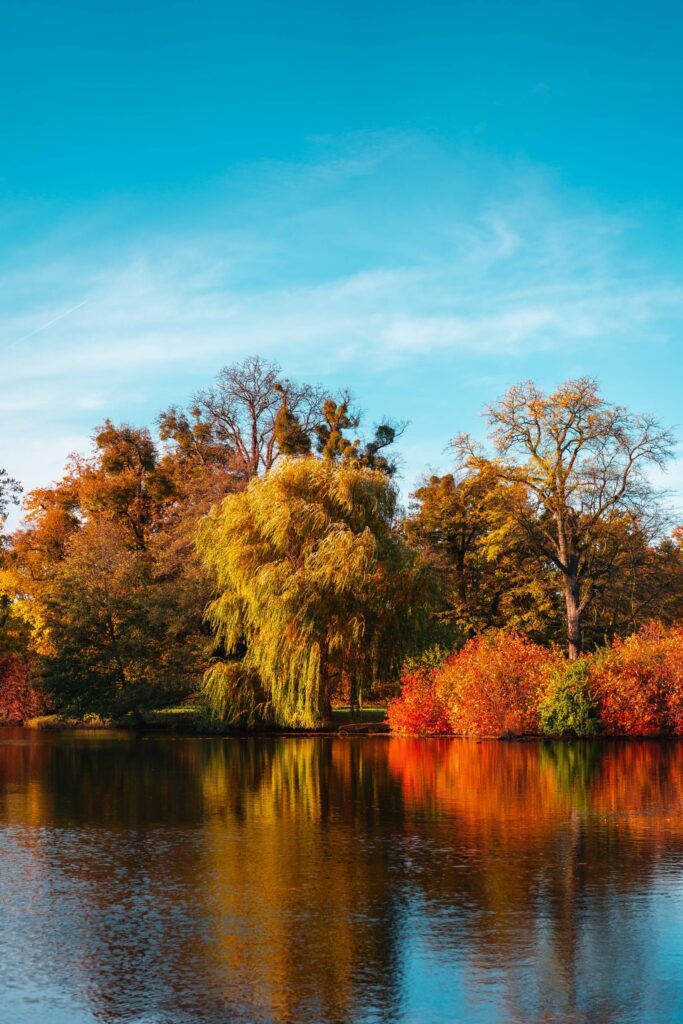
[1,731,683,1023]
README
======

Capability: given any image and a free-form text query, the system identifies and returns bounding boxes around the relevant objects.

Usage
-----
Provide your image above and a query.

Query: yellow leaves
[0,567,19,600]
[0,567,53,656]
[197,457,433,728]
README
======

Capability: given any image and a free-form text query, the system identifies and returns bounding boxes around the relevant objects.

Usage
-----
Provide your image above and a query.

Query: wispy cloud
[10,298,89,349]
[1,134,682,507]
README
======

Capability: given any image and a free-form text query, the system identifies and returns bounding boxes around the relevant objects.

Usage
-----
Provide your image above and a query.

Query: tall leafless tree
[160,356,326,482]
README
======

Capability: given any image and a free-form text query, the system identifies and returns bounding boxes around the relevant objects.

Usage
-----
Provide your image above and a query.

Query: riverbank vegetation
[388,624,683,737]
[0,357,681,733]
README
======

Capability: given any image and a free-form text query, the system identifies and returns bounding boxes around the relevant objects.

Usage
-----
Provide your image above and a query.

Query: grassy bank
[13,703,390,735]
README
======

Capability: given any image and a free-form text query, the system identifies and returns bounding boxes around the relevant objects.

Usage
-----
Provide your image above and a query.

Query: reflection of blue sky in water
[401,876,683,1023]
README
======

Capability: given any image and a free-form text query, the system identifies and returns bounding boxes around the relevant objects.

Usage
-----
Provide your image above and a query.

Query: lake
[1,731,683,1023]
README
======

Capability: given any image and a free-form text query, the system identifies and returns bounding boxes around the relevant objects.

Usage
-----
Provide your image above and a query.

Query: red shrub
[389,632,557,737]
[389,625,683,738]
[589,624,683,735]
[0,656,46,723]
[437,632,556,737]
[387,667,451,736]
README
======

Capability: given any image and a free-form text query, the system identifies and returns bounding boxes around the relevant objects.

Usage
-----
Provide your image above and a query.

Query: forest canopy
[0,359,680,729]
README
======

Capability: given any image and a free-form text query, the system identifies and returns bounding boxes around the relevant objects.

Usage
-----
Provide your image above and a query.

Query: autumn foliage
[389,631,557,737]
[0,656,47,723]
[588,624,683,735]
[389,624,683,737]
[386,668,451,736]
[442,632,557,735]
[0,365,681,729]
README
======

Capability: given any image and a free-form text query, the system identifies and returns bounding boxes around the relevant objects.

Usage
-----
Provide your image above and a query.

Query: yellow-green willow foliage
[197,457,435,728]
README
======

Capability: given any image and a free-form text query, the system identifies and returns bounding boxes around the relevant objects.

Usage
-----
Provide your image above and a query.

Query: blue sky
[2,0,683,514]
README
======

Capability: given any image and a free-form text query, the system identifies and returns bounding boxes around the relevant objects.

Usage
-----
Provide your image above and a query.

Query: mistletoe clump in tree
[198,457,434,729]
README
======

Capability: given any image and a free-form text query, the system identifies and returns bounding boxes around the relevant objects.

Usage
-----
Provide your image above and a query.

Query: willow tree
[197,457,434,728]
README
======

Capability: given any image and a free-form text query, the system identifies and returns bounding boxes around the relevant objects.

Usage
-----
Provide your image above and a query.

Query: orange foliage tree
[453,379,675,659]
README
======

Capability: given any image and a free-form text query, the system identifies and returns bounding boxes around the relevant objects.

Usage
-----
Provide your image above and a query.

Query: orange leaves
[386,668,451,736]
[389,624,683,738]
[589,624,683,735]
[389,632,557,737]
[438,632,556,736]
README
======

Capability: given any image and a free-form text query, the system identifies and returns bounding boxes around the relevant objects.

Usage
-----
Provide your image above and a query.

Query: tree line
[0,356,681,728]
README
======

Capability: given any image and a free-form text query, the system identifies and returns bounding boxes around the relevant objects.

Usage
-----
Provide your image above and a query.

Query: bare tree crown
[455,377,675,524]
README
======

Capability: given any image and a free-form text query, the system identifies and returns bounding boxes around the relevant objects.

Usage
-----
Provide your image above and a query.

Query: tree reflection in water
[1,731,683,1023]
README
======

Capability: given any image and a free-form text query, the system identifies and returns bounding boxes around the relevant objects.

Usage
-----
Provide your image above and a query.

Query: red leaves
[389,632,556,737]
[389,624,683,737]
[0,656,46,723]
[387,667,451,736]
[441,632,555,736]
[589,624,683,736]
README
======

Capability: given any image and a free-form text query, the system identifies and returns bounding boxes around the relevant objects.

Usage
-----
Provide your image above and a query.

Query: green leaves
[538,659,600,737]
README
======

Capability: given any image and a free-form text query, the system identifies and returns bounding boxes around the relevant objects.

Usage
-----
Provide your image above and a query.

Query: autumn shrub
[389,631,556,736]
[437,631,557,736]
[386,667,451,736]
[588,623,683,735]
[389,624,683,738]
[0,655,48,723]
[391,643,455,705]
[538,658,600,737]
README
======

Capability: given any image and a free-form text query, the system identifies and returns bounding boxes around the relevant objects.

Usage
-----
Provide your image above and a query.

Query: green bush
[538,659,600,737]
[402,643,453,674]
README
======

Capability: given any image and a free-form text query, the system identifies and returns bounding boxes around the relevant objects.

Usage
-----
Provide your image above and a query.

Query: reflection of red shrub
[0,656,46,723]
[589,624,683,735]
[387,668,450,736]
[438,632,556,737]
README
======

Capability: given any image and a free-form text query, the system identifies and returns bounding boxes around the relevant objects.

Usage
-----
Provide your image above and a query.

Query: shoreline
[4,719,683,741]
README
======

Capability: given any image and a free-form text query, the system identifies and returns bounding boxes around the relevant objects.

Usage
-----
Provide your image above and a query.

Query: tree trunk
[563,575,582,661]
[106,614,128,689]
